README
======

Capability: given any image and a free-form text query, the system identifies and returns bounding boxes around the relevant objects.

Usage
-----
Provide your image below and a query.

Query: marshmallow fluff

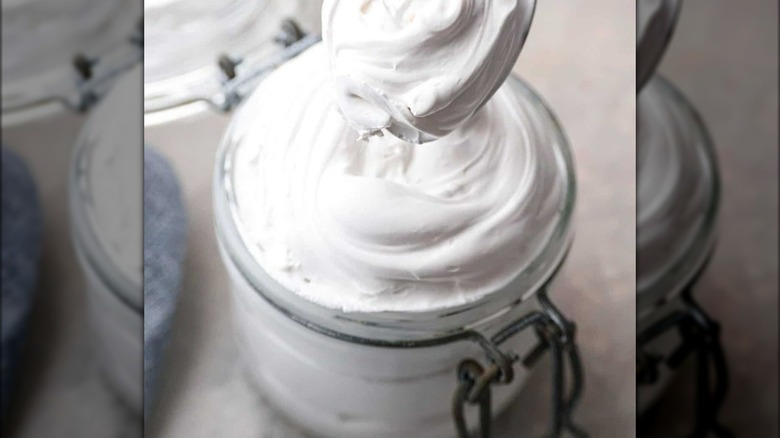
[230,44,567,313]
[324,0,536,143]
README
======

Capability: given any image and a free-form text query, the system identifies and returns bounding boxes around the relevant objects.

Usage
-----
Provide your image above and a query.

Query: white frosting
[80,66,142,288]
[323,0,535,143]
[230,45,566,312]
[637,78,714,294]
[636,0,680,90]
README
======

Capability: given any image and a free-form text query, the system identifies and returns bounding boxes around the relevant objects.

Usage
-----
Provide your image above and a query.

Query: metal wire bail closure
[637,288,732,438]
[452,289,588,438]
[69,19,143,113]
[211,19,321,113]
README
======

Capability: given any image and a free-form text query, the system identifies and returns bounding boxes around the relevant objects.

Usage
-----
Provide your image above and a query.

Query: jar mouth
[143,0,321,119]
[214,74,576,342]
[636,76,720,317]
[2,0,140,125]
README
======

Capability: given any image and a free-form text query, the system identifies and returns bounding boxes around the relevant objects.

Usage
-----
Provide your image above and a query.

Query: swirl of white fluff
[323,0,535,143]
[230,45,566,312]
[82,66,143,287]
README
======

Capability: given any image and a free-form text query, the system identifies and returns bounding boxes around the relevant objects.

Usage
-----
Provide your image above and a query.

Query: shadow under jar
[636,76,723,417]
[214,75,581,438]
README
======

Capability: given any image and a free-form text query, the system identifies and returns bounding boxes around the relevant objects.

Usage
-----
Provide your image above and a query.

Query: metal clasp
[208,19,321,113]
[637,288,732,438]
[69,19,143,112]
[453,290,588,438]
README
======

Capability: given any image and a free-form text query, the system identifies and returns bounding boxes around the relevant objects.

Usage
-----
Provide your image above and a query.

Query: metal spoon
[637,0,682,92]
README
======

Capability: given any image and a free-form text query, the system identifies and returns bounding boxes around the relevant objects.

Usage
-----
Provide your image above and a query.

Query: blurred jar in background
[144,0,323,154]
[635,0,726,425]
[636,75,719,412]
[1,0,141,407]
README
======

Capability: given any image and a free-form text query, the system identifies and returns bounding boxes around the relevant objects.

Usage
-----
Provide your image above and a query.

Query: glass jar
[636,75,720,413]
[69,65,143,411]
[214,75,579,438]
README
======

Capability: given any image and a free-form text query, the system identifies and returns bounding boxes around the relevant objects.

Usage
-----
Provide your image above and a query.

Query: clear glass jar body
[143,0,322,124]
[214,76,576,438]
[69,67,143,412]
[69,229,142,411]
[636,76,719,413]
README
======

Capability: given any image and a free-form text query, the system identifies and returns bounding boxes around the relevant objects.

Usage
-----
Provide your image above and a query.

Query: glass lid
[143,0,323,118]
[2,0,140,120]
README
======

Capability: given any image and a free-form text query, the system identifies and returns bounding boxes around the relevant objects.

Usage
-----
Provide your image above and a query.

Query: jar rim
[636,75,720,317]
[213,74,577,343]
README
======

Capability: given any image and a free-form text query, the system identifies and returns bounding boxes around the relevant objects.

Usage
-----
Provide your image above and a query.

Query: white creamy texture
[1,0,132,83]
[231,45,565,312]
[637,78,713,294]
[323,0,535,143]
[636,0,680,90]
[80,66,142,288]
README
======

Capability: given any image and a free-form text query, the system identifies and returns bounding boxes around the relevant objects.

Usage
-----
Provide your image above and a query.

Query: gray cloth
[143,146,187,420]
[1,148,43,415]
